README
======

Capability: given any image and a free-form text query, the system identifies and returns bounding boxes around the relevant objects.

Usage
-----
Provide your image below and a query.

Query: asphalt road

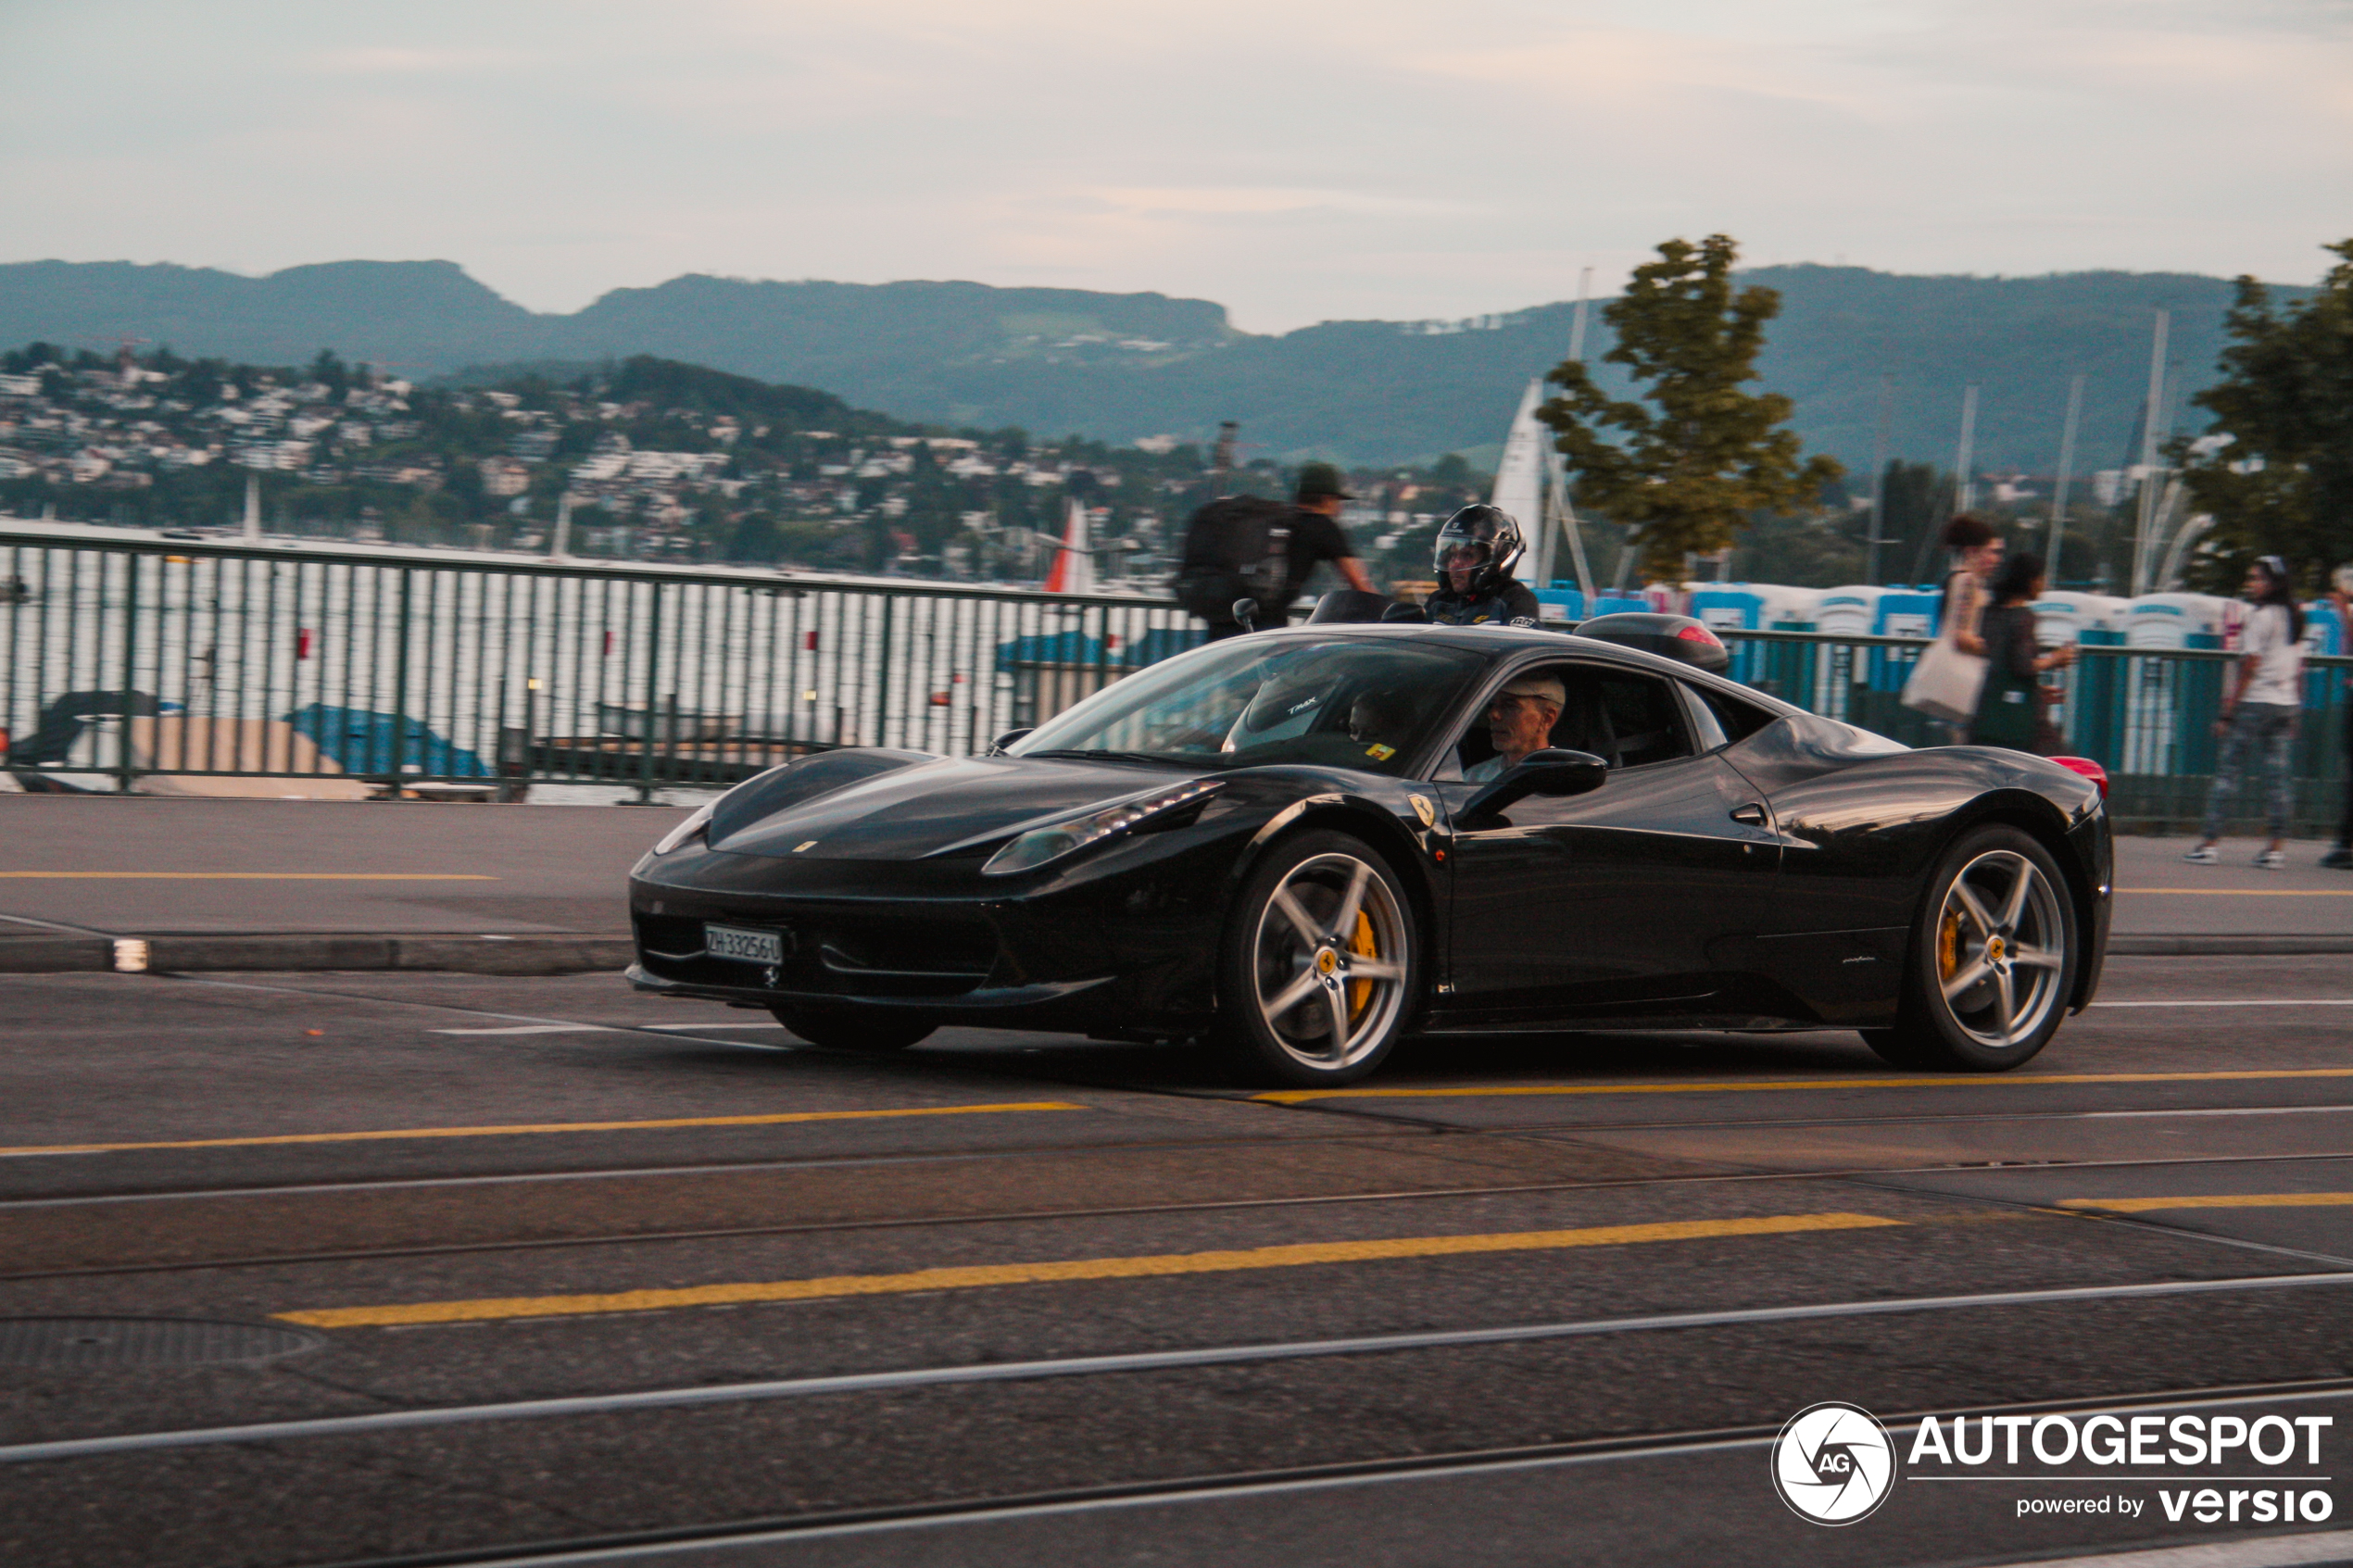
[6,957,2353,1567]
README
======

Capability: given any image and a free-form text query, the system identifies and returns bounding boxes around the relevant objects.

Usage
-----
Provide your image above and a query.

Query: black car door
[1434,659,1781,1022]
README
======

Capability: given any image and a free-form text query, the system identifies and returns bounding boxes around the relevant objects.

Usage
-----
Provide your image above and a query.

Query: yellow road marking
[2126,888,2353,897]
[2059,1193,2353,1214]
[273,1211,1906,1329]
[1254,1068,2353,1105]
[0,1102,1087,1159]
[0,872,497,880]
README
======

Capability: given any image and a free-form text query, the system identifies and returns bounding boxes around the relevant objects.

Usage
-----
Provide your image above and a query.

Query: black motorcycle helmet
[1432,505,1526,596]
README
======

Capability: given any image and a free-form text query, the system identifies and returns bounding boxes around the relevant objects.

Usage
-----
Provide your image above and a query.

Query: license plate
[704,923,786,965]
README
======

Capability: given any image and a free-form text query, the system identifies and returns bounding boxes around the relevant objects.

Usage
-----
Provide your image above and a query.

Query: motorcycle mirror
[1230,597,1259,633]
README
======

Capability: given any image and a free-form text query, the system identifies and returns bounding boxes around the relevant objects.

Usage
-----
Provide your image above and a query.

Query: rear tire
[766,1006,936,1052]
[1863,825,2077,1073]
[1212,830,1420,1087]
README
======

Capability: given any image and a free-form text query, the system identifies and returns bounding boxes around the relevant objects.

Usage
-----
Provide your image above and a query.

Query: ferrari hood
[709,754,1214,861]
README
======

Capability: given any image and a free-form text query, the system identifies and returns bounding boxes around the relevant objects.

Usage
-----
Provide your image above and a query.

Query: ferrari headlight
[981,779,1221,876]
[653,799,717,855]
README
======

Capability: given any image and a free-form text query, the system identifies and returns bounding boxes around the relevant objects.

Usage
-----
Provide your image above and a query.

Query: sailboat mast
[1865,372,1891,586]
[2131,311,2170,597]
[2048,372,2085,581]
[1953,384,1980,518]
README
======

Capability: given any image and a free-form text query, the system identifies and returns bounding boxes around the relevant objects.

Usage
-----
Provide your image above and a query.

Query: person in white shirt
[1464,672,1567,783]
[2185,557,2308,869]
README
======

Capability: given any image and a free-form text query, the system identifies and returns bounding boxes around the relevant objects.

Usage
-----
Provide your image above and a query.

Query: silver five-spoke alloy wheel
[1931,847,2066,1051]
[1250,850,1411,1073]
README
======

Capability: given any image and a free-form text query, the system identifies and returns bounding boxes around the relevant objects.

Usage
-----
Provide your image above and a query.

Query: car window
[1441,662,1694,778]
[1683,682,1779,745]
[1010,634,1488,777]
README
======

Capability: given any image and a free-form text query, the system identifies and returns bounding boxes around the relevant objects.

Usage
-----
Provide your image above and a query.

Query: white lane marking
[8,1272,2353,1465]
[428,1025,623,1036]
[638,1022,785,1032]
[2092,1000,2353,1009]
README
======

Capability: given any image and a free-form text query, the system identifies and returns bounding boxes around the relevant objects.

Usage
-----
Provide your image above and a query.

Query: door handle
[1730,803,1768,826]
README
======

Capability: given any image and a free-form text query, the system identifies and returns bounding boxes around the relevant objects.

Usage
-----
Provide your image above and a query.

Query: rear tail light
[2050,756,2108,798]
[1676,623,1723,646]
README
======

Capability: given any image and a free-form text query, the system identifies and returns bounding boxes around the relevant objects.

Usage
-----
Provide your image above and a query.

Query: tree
[1537,234,1843,580]
[2171,238,2353,590]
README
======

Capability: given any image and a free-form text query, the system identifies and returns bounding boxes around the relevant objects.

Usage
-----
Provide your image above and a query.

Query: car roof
[1252,622,1803,715]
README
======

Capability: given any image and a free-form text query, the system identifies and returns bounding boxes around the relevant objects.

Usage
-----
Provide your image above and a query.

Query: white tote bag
[1901,572,1988,723]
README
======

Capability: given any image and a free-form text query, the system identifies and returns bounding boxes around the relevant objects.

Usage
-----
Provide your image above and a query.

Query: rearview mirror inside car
[1462,748,1609,818]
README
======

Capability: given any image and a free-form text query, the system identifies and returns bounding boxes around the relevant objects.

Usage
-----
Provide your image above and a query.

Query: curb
[0,934,634,975]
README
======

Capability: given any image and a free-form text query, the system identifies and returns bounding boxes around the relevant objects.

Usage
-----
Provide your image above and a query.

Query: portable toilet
[2124,593,2232,650]
[2028,592,2131,646]
[2033,594,2131,762]
[1531,585,1583,626]
[1686,583,1820,688]
[2122,593,2237,776]
[1587,590,1653,618]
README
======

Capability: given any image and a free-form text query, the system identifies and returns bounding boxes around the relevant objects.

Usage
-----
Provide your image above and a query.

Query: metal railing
[1,532,1208,798]
[5,531,2345,834]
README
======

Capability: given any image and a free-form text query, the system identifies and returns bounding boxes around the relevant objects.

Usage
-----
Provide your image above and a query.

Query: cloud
[0,0,2345,328]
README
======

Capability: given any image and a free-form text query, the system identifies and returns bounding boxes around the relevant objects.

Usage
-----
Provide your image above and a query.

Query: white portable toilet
[1812,586,1894,639]
[2125,593,2233,650]
[1686,583,1821,633]
[2029,592,2131,646]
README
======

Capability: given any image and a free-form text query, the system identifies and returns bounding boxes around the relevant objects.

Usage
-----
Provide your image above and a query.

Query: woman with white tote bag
[1902,515,2005,740]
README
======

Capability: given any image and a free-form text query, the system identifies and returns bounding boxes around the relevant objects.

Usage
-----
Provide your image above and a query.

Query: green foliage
[2171,239,2353,591]
[1538,235,1843,581]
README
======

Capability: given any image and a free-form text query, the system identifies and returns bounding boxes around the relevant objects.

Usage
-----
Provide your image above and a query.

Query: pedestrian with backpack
[1171,462,1375,638]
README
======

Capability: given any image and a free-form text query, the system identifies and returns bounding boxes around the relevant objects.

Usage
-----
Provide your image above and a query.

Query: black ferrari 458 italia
[627,617,2111,1085]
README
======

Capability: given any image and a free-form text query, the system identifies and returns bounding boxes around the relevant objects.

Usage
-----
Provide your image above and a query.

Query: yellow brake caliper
[1938,907,1962,985]
[1349,909,1378,1018]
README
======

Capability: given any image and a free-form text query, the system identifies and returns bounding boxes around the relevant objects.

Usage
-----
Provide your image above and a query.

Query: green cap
[1295,461,1353,501]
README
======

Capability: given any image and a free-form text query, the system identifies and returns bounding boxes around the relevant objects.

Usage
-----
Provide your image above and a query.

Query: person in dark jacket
[1969,552,2073,753]
[1420,505,1542,626]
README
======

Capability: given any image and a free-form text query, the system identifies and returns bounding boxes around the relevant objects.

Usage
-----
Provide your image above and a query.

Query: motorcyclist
[1420,505,1543,627]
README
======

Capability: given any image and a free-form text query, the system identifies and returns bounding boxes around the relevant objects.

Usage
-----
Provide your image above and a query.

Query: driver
[1425,505,1543,627]
[1464,672,1565,782]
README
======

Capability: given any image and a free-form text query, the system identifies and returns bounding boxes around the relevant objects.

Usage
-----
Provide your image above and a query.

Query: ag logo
[1771,1402,1895,1524]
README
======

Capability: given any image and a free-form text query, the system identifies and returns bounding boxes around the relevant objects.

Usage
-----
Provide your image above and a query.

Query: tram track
[5,1140,2351,1286]
[284,1371,2353,1568]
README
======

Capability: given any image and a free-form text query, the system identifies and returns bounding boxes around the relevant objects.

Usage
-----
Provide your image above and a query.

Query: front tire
[767,1006,936,1052]
[1864,825,2077,1072]
[1213,830,1420,1087]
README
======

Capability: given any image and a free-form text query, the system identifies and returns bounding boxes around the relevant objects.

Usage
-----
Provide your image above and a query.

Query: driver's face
[1486,692,1558,762]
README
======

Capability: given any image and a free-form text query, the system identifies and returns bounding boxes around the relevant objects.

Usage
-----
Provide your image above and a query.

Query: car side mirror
[989,728,1034,755]
[1461,748,1608,818]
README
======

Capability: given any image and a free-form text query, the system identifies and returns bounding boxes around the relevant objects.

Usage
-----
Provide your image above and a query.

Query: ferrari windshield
[1008,634,1488,775]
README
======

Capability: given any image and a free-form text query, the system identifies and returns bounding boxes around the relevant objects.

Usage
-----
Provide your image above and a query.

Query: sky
[2,0,2347,333]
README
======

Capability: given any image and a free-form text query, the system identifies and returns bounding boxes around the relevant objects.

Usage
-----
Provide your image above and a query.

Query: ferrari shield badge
[1407,795,1436,828]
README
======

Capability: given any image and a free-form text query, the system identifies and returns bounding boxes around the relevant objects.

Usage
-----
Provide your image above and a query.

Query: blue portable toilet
[1532,585,1583,625]
[1687,583,1819,685]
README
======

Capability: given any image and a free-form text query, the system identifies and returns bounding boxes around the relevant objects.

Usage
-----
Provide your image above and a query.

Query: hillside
[0,257,2308,474]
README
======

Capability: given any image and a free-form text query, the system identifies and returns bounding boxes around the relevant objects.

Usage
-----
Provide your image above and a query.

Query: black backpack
[1171,495,1292,622]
